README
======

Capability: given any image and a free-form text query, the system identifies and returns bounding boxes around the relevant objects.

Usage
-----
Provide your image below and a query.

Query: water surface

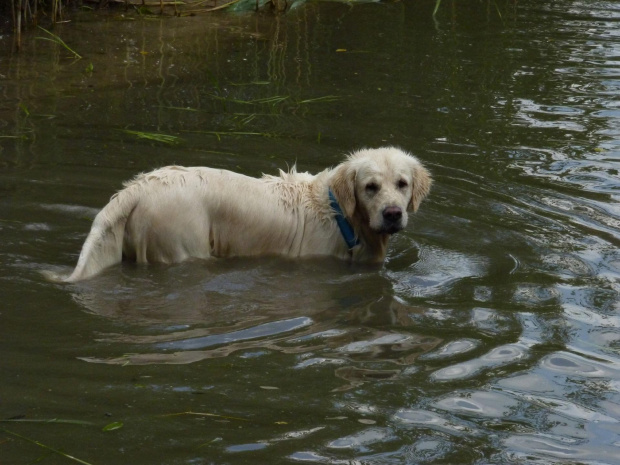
[1,1,620,463]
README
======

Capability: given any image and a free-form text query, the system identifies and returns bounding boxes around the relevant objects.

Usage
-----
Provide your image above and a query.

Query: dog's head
[331,147,432,235]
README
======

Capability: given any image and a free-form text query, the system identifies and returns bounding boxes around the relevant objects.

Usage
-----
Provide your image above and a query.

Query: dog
[46,147,431,282]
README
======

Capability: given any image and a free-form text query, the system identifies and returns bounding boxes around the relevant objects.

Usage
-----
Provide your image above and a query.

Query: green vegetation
[8,0,246,50]
[9,0,497,51]
[35,26,82,58]
[121,129,183,145]
[1,428,94,465]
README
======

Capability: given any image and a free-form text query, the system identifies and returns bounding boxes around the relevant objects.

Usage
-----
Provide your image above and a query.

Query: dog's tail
[43,188,139,283]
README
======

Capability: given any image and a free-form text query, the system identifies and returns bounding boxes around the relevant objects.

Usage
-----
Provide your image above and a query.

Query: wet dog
[46,147,431,282]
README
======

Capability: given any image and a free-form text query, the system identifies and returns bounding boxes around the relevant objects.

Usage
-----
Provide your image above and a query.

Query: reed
[11,0,65,50]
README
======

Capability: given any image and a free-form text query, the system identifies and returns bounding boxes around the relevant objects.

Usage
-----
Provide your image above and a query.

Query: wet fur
[45,147,431,282]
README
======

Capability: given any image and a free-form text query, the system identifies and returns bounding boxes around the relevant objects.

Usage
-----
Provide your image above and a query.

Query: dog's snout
[383,206,403,222]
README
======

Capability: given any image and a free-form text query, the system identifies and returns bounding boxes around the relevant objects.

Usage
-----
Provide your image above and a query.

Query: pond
[1,0,620,463]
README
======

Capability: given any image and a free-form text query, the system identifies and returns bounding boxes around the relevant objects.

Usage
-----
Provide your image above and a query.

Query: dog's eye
[366,182,379,193]
[397,179,408,189]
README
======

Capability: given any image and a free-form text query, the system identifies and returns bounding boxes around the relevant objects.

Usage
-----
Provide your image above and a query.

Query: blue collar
[328,189,360,250]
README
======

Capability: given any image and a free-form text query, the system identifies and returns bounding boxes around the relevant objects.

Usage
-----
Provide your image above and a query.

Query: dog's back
[45,165,343,282]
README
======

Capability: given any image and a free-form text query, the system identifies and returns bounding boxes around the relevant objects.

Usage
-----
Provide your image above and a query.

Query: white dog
[48,147,431,282]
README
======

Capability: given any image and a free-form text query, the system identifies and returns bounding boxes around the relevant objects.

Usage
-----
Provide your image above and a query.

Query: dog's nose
[383,206,402,223]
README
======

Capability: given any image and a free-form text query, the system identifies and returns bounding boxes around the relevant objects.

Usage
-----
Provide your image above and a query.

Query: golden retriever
[47,147,431,282]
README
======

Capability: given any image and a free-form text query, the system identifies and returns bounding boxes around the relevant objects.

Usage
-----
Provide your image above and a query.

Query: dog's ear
[409,163,432,212]
[330,163,357,218]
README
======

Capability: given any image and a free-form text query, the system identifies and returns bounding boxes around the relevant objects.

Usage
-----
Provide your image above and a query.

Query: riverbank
[6,0,289,49]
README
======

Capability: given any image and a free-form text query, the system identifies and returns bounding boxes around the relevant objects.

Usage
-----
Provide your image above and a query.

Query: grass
[0,419,95,426]
[35,26,81,59]
[1,428,94,465]
[0,134,28,140]
[209,94,340,106]
[185,130,281,141]
[162,106,201,112]
[188,92,342,140]
[1,418,126,463]
[121,129,182,144]
[209,94,290,106]
[162,410,252,422]
[297,95,341,104]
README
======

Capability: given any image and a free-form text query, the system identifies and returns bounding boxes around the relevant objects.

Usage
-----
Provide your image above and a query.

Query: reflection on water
[1,0,620,464]
[69,259,442,375]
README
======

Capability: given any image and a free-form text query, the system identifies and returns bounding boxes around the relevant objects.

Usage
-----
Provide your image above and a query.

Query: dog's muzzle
[381,206,404,234]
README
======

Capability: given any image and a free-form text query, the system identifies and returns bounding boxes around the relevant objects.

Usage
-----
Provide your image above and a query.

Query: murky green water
[1,0,620,463]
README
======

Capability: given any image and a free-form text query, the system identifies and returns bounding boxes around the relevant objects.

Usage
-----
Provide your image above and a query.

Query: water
[1,0,620,463]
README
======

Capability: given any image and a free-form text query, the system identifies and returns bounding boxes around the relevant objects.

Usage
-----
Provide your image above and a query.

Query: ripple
[271,427,326,442]
[483,344,527,362]
[433,391,519,418]
[156,317,313,350]
[431,344,528,381]
[333,367,400,391]
[393,247,488,297]
[563,303,620,328]
[498,373,556,393]
[294,357,346,369]
[290,329,347,343]
[338,333,412,353]
[504,434,581,459]
[40,203,100,218]
[520,394,619,423]
[289,451,350,463]
[539,351,618,377]
[419,339,480,360]
[512,284,560,307]
[394,409,446,426]
[226,443,269,453]
[23,222,51,231]
[471,308,511,334]
[514,98,586,131]
[431,363,479,381]
[392,409,477,437]
[543,253,594,278]
[327,427,393,450]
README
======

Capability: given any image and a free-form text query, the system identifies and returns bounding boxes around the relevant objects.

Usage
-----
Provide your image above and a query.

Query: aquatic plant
[1,428,94,465]
[35,26,82,59]
[7,0,507,52]
[10,0,66,49]
[121,129,182,144]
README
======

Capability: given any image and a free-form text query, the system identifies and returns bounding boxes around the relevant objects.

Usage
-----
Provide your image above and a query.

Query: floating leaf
[102,422,123,432]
